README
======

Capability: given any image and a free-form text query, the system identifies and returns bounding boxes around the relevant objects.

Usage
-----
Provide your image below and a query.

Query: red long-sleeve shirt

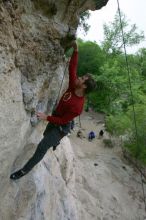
[47,51,85,125]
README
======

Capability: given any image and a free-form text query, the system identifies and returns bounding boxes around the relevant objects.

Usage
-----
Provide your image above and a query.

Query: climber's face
[75,75,88,89]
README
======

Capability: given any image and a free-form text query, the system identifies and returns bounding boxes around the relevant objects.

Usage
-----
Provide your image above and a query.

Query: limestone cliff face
[0,1,108,219]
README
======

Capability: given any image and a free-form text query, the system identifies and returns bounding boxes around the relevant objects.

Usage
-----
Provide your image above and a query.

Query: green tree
[102,11,145,54]
[77,11,146,165]
[78,39,105,75]
[136,48,146,77]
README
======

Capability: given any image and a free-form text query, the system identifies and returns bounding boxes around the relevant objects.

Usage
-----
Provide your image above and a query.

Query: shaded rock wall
[0,0,108,219]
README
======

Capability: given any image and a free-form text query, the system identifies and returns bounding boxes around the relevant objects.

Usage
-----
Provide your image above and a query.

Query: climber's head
[75,73,97,94]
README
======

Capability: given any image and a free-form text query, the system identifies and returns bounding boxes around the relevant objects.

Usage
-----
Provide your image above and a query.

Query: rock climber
[10,40,97,180]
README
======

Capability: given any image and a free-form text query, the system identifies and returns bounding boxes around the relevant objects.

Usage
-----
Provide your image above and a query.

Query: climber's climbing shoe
[10,169,27,180]
[53,145,57,151]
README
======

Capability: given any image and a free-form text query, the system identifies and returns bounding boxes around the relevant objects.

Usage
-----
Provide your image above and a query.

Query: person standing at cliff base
[10,41,97,180]
[88,131,95,141]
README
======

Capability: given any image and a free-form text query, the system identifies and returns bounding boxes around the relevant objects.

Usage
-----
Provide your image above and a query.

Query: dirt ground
[69,110,146,220]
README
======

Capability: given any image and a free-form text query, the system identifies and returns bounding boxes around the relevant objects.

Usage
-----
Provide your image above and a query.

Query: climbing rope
[78,115,82,128]
[52,58,69,113]
[116,0,146,213]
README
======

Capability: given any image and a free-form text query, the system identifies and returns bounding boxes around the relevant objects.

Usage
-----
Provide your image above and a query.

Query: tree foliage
[77,39,104,75]
[77,11,146,164]
[102,11,145,54]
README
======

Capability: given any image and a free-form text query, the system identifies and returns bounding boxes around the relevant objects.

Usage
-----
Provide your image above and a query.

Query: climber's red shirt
[47,50,85,125]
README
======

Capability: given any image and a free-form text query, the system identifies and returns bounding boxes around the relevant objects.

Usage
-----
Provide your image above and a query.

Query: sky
[77,0,146,53]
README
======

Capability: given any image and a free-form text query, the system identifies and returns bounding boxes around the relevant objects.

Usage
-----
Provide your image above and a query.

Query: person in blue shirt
[88,131,95,141]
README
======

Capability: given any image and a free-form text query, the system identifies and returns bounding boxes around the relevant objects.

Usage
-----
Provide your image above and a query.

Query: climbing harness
[117,0,146,213]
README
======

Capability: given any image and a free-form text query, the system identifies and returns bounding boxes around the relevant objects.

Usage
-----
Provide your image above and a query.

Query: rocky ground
[1,110,146,220]
[69,111,146,220]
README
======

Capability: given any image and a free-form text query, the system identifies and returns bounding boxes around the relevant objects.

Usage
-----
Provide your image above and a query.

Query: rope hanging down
[52,59,69,113]
[116,0,146,213]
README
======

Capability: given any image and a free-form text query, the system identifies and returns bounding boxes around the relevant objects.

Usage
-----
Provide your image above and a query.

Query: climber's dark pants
[22,123,70,173]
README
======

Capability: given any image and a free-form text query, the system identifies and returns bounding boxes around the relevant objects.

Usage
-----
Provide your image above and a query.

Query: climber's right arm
[68,41,78,89]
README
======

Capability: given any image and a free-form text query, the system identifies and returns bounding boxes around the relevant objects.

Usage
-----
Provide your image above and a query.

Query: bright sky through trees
[77,0,146,53]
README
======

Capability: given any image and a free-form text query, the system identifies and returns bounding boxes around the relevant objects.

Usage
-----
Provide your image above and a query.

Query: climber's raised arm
[68,41,78,89]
